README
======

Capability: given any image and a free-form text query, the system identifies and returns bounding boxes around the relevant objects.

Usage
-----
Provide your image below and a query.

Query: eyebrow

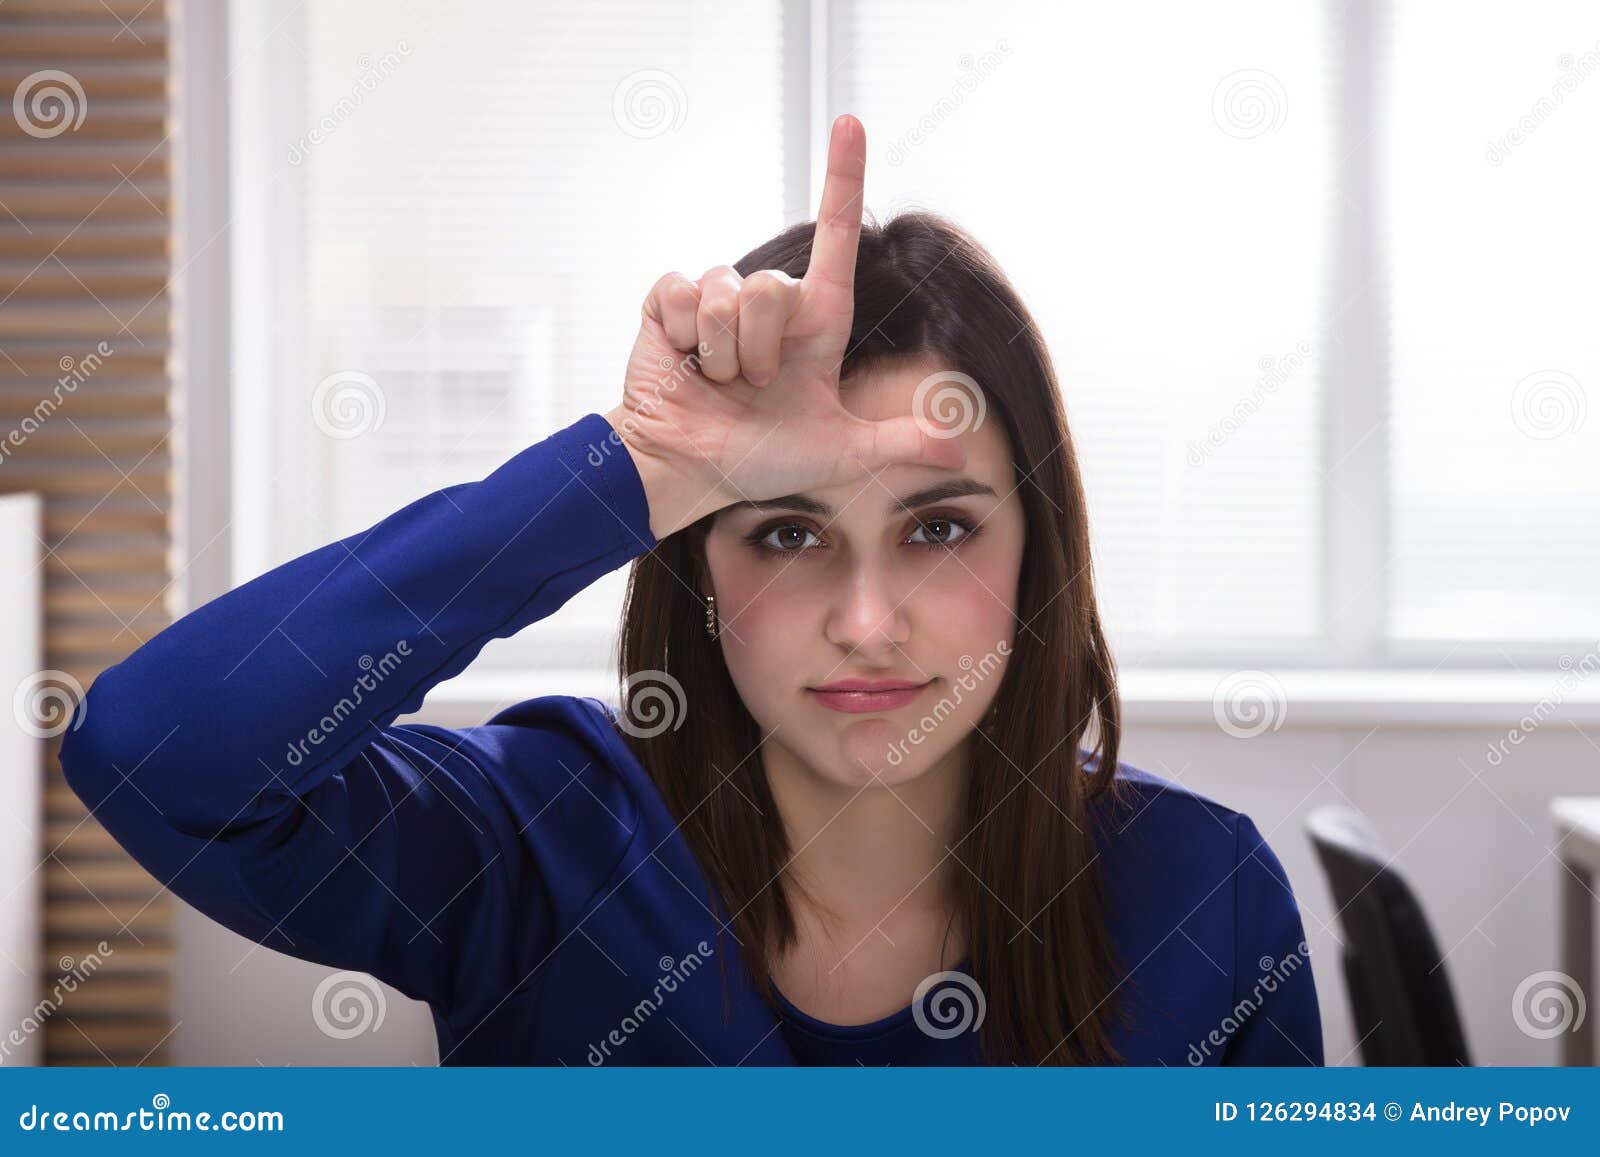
[724,477,998,519]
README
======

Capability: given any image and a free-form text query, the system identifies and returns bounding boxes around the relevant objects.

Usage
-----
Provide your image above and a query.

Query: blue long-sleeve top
[58,411,1325,1066]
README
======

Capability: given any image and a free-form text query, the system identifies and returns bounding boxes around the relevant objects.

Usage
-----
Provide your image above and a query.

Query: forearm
[61,411,655,832]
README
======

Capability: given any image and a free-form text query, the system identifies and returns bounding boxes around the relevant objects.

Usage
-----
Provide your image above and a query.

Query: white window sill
[409,667,1600,728]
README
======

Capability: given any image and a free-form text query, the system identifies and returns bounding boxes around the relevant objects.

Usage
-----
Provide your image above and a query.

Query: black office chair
[1306,805,1473,1065]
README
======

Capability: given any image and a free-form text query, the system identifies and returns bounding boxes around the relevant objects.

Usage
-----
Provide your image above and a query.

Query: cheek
[704,545,817,694]
[920,517,1025,631]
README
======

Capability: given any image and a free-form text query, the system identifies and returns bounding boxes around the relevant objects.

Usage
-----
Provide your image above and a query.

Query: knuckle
[699,264,742,290]
[647,272,698,320]
[698,282,740,321]
[667,276,700,311]
[740,269,795,310]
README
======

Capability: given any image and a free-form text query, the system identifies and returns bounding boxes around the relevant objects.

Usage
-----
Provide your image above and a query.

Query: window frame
[194,0,1598,726]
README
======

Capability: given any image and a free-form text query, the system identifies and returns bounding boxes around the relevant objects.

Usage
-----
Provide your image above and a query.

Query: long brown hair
[614,209,1134,1064]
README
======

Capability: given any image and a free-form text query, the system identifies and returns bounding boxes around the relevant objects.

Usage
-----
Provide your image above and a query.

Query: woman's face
[702,354,1025,791]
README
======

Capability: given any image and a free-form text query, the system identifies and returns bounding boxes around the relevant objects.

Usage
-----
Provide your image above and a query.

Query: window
[1388,1,1600,652]
[231,0,1598,679]
[232,0,786,672]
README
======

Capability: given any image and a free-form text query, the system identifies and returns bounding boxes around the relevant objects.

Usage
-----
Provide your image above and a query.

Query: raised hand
[604,114,965,540]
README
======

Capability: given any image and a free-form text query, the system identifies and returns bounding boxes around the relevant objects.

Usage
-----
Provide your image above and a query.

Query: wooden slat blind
[0,0,175,1066]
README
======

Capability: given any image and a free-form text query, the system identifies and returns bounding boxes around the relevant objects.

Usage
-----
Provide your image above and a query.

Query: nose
[823,556,911,661]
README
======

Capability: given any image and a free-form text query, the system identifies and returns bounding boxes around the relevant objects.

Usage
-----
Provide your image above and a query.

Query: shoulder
[1085,754,1300,915]
[473,691,630,769]
[1086,755,1323,1064]
[1087,755,1261,871]
[443,693,651,869]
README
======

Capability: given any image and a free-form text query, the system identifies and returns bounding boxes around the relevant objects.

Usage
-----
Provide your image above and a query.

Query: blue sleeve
[1222,814,1326,1066]
[57,412,656,1021]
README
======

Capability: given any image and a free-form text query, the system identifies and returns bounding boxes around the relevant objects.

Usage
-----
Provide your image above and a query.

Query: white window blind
[235,0,786,671]
[1388,0,1600,648]
[234,0,1598,676]
[831,0,1328,658]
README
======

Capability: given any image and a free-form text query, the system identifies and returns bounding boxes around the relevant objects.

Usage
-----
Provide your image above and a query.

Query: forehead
[839,354,1013,487]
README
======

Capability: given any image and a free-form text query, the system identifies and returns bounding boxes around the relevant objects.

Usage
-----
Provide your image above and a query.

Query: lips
[807,677,933,714]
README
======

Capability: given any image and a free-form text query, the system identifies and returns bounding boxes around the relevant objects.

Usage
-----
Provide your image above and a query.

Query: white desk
[0,494,41,1065]
[1552,797,1600,1066]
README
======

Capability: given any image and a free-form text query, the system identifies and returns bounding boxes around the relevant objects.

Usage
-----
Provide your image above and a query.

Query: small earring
[703,593,719,640]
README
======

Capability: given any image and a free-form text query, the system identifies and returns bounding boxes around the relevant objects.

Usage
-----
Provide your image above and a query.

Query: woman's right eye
[754,524,821,553]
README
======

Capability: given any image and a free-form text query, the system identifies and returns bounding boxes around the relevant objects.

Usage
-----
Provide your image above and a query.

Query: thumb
[847,415,968,475]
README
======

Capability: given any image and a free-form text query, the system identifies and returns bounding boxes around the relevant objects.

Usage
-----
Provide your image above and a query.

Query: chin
[820,716,955,789]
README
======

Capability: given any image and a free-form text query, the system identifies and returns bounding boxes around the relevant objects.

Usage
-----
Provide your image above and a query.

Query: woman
[60,115,1322,1066]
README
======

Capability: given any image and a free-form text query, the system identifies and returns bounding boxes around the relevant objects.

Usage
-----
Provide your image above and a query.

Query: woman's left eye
[907,518,973,548]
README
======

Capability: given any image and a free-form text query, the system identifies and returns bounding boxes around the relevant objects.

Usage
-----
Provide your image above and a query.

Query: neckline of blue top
[770,959,976,1041]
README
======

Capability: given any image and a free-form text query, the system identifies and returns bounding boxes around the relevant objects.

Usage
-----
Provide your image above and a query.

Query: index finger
[804,114,865,293]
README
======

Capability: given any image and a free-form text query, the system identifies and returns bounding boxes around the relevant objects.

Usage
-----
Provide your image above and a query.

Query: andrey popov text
[1215,1101,1573,1127]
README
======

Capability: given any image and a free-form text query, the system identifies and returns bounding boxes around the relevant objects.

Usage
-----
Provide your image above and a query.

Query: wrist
[601,404,723,539]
